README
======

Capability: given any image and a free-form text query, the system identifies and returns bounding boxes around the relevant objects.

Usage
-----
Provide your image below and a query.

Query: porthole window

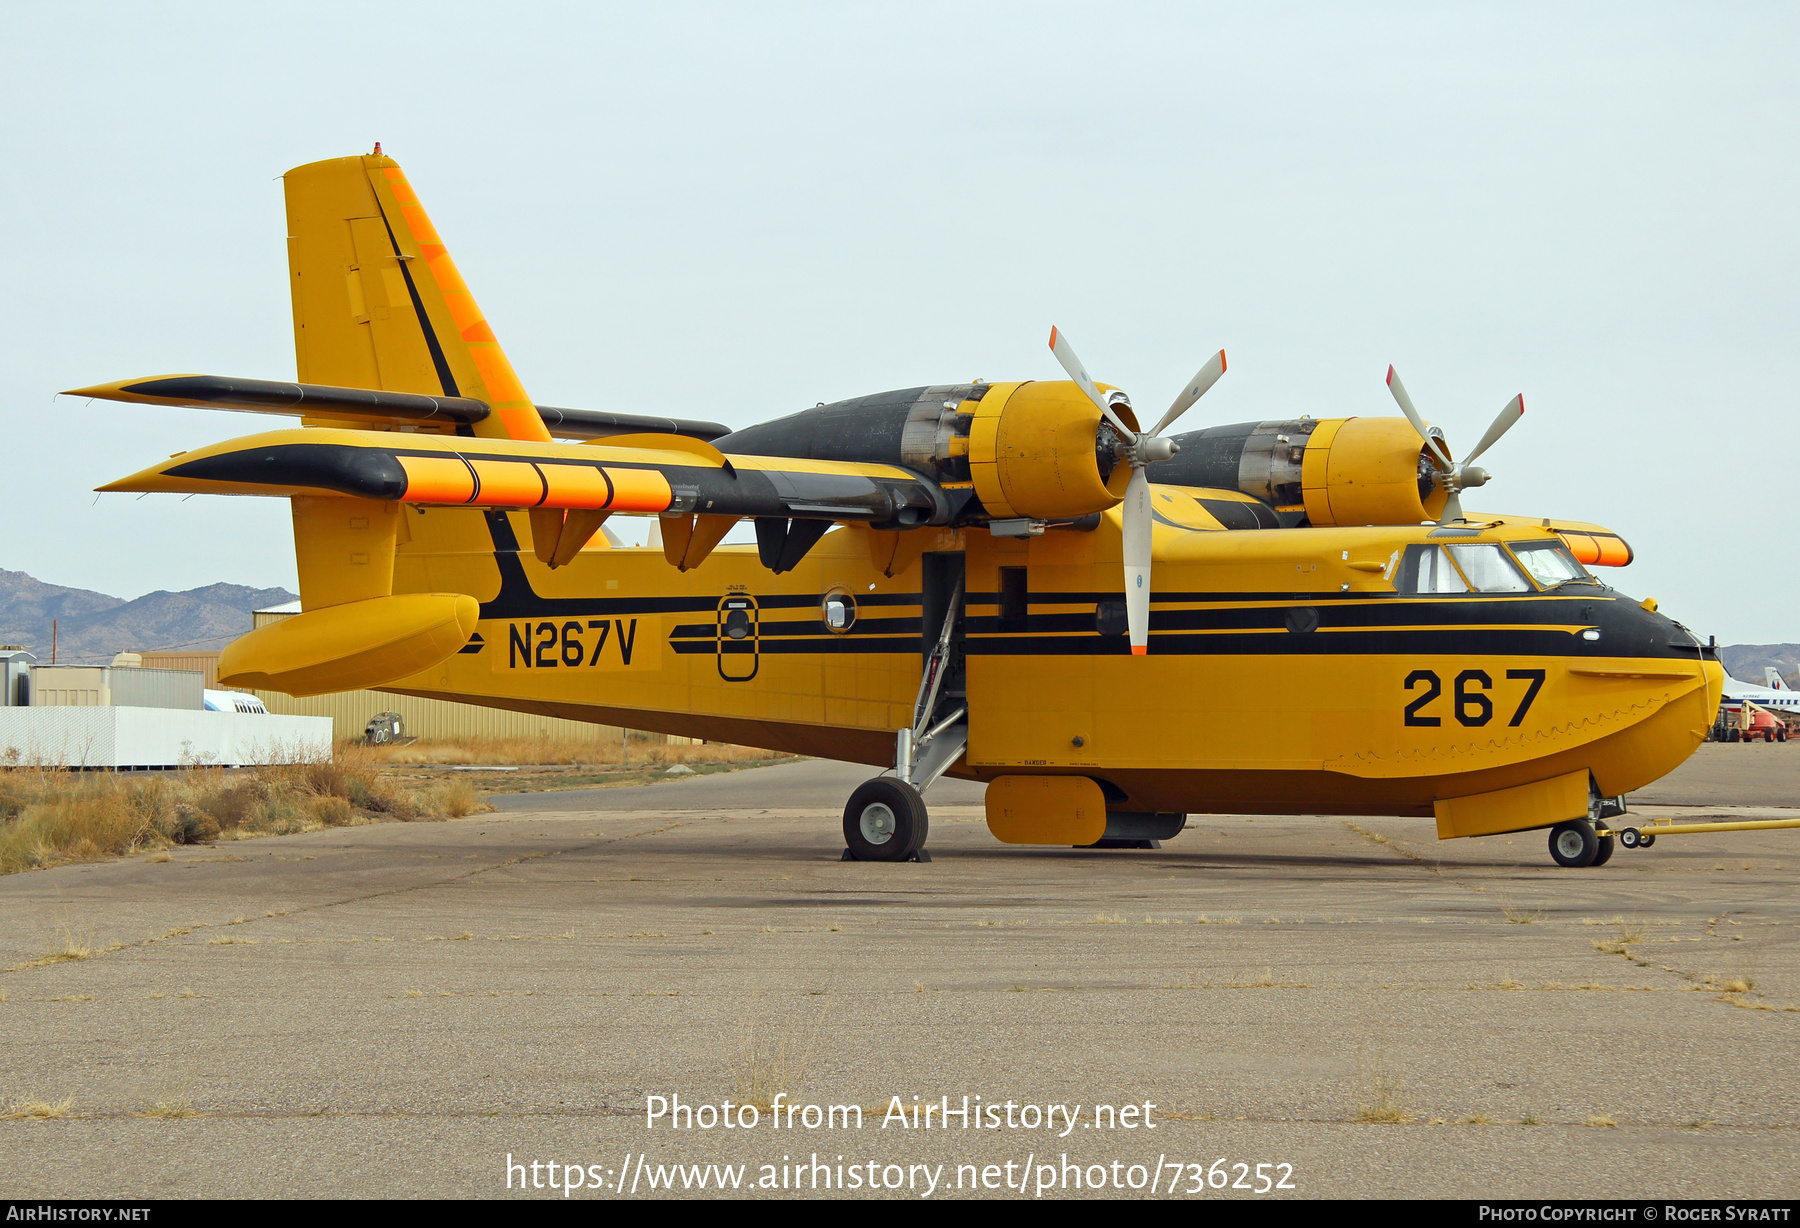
[822,589,857,633]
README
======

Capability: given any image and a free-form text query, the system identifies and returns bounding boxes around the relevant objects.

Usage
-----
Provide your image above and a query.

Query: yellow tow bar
[1606,817,1800,849]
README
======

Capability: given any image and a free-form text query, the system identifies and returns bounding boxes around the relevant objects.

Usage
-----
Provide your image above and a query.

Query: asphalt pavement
[0,742,1795,1199]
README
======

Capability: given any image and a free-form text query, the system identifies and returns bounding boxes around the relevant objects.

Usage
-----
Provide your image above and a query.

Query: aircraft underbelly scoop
[218,593,479,698]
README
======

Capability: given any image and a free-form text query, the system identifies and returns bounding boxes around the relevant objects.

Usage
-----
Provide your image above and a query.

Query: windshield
[1509,540,1595,588]
[1446,544,1532,593]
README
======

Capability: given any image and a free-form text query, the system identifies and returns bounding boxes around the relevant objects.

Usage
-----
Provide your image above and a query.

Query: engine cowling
[964,381,1135,520]
[1149,416,1447,526]
[715,380,1134,522]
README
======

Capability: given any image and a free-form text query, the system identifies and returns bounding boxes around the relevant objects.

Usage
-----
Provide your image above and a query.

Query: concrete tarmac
[1,743,1796,1200]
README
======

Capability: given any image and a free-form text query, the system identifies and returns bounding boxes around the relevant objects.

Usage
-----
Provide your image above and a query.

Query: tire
[1640,833,1656,848]
[1619,827,1642,849]
[1590,833,1615,866]
[1548,819,1600,868]
[842,778,929,862]
[1728,729,1741,743]
[1779,730,1788,743]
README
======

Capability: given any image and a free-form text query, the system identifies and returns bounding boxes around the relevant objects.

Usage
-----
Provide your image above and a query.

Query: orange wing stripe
[398,455,475,504]
[602,467,674,513]
[467,460,546,507]
[540,465,613,510]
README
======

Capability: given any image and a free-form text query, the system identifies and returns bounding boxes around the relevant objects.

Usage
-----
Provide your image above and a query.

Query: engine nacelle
[1150,416,1447,526]
[964,381,1135,520]
[715,380,1133,522]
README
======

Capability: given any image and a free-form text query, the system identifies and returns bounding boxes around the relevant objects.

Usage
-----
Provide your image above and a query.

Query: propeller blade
[1462,393,1524,465]
[1386,365,1454,470]
[1148,350,1227,439]
[1049,326,1137,439]
[1121,467,1153,655]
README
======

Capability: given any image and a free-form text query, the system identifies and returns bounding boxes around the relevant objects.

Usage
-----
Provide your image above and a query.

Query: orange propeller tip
[1218,350,1227,371]
[1385,364,1396,384]
[1048,326,1059,348]
[1131,645,1147,656]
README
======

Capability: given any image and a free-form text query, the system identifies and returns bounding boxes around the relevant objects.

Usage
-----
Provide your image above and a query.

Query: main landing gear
[842,569,965,864]
[842,778,930,862]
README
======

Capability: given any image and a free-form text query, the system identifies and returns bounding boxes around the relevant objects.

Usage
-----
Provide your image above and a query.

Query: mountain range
[1718,644,1800,689]
[0,569,296,664]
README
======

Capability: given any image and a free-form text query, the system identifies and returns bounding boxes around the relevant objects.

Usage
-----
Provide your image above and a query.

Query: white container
[0,708,332,769]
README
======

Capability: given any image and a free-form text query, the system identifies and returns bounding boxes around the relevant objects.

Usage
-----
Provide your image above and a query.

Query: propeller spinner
[1385,366,1524,526]
[1048,327,1228,656]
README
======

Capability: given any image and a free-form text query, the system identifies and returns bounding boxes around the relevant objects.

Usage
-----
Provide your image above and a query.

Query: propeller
[1048,327,1227,656]
[1385,365,1524,525]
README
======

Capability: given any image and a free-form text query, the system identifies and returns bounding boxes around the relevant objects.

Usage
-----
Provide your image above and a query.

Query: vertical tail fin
[283,151,550,442]
[1765,667,1789,691]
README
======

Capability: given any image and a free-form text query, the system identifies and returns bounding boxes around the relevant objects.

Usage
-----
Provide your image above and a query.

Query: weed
[730,993,824,1111]
[41,923,95,965]
[1356,1065,1411,1124]
[1584,1115,1617,1128]
[1519,1107,1541,1126]
[1502,907,1543,925]
[147,850,172,863]
[1089,912,1126,924]
[0,1094,73,1120]
[1462,1114,1495,1125]
[135,1081,200,1120]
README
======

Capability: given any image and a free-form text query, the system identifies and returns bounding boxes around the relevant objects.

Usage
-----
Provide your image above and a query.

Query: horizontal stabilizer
[99,426,948,527]
[65,374,730,441]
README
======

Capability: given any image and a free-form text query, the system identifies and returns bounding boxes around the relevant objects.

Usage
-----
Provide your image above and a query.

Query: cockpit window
[1509,540,1595,588]
[1398,544,1469,594]
[1446,544,1532,593]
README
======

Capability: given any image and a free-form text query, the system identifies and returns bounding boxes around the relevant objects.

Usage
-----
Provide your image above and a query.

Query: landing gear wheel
[842,778,929,862]
[1618,827,1643,849]
[1548,819,1599,868]
[1590,833,1615,866]
[1640,833,1656,848]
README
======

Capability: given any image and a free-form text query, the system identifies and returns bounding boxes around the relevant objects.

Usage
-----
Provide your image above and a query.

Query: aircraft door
[717,595,759,682]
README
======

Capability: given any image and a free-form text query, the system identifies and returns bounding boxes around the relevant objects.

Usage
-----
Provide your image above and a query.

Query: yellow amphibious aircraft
[73,149,1726,868]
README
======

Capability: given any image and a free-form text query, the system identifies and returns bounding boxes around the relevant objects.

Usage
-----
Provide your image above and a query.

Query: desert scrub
[362,732,799,767]
[0,748,491,874]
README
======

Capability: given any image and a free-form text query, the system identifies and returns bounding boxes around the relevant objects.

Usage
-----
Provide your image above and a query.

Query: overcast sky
[3,2,1795,642]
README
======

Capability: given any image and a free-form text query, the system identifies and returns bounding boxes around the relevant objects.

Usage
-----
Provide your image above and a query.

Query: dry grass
[730,995,824,1111]
[1502,907,1544,925]
[361,733,795,767]
[0,745,497,875]
[135,1082,200,1120]
[1356,1066,1412,1124]
[1584,1115,1617,1128]
[0,1093,73,1120]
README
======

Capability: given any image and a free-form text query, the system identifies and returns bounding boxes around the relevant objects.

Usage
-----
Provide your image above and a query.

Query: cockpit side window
[1398,544,1470,594]
[1446,544,1532,593]
[1509,540,1595,588]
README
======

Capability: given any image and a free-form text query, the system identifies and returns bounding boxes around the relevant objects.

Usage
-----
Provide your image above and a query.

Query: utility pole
[51,619,56,664]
